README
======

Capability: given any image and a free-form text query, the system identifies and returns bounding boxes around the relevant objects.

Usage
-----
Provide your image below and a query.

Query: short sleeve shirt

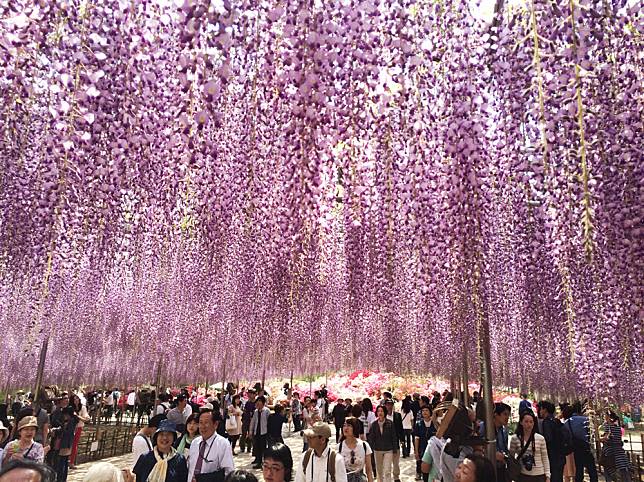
[338,440,372,474]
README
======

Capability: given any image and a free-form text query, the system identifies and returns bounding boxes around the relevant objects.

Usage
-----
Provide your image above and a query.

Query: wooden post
[480,316,496,474]
[34,337,49,403]
[154,359,162,407]
[288,370,294,431]
[221,366,227,419]
[462,341,470,406]
[261,367,266,390]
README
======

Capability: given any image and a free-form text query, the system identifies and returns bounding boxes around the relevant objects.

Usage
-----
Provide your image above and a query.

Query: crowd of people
[0,384,636,482]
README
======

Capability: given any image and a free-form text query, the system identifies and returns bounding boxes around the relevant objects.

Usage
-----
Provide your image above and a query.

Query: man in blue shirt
[538,401,571,482]
[565,402,598,482]
[519,393,532,415]
[479,403,510,481]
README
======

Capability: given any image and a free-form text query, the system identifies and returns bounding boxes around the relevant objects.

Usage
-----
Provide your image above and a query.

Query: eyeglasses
[350,450,356,465]
[262,463,285,472]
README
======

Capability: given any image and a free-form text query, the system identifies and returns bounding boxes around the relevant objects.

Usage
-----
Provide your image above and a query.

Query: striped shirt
[601,423,629,470]
[509,433,551,478]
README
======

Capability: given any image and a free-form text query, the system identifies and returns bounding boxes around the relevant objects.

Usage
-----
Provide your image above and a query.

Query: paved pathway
[68,428,420,481]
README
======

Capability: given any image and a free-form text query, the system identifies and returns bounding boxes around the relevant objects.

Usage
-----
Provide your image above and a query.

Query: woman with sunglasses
[339,417,374,482]
[262,443,294,482]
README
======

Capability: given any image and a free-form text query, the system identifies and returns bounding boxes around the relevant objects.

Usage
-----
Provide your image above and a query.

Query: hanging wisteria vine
[0,0,641,403]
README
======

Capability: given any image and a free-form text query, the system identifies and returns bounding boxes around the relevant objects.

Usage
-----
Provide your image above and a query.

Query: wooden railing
[74,423,140,465]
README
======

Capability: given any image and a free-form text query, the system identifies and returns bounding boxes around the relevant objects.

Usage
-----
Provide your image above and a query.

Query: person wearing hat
[132,414,167,469]
[2,416,45,465]
[295,422,347,482]
[132,419,188,482]
[0,420,9,462]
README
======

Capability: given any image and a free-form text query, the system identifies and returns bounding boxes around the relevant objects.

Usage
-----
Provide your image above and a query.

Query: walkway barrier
[74,424,139,465]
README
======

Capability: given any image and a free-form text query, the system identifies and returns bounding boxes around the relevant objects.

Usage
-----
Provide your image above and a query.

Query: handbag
[507,438,531,481]
[195,469,226,482]
[599,451,615,469]
[225,415,238,431]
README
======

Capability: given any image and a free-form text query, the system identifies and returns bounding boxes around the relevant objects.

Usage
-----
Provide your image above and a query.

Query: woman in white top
[227,395,243,455]
[70,394,91,468]
[509,411,550,482]
[359,399,377,440]
[400,397,414,458]
[339,417,375,482]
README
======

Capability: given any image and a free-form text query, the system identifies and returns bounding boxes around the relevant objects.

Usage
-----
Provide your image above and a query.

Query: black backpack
[560,421,574,456]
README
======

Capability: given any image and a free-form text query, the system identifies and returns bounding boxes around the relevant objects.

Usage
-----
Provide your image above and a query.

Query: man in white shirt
[296,422,347,482]
[131,414,165,468]
[385,399,403,482]
[104,390,115,421]
[155,393,171,415]
[249,395,271,468]
[188,410,234,482]
[127,390,136,413]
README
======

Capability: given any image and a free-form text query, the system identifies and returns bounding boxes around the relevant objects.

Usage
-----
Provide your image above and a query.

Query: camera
[522,453,535,471]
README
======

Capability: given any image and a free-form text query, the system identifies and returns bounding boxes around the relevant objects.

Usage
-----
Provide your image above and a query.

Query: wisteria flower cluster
[0,0,641,404]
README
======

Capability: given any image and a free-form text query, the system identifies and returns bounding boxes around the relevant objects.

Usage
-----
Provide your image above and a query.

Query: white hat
[201,402,214,411]
[0,420,9,443]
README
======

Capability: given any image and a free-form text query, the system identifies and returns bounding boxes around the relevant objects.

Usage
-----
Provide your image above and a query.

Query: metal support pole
[34,337,49,403]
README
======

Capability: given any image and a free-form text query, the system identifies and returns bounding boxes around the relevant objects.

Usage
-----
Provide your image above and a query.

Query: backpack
[303,448,337,482]
[560,421,574,456]
[136,433,152,452]
[566,416,590,451]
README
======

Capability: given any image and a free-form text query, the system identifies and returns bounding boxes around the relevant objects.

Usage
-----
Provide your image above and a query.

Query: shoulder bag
[507,438,531,481]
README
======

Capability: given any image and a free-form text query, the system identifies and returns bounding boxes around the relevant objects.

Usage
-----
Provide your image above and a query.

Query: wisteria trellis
[0,0,642,403]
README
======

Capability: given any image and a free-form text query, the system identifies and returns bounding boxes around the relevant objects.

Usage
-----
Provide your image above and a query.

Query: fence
[625,432,644,482]
[74,423,140,465]
[597,431,644,482]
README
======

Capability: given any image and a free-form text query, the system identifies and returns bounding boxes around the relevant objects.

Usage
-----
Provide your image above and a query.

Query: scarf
[176,434,194,456]
[147,447,178,482]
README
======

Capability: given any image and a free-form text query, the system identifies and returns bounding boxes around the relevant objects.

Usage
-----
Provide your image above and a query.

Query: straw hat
[18,416,38,432]
[302,422,333,440]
